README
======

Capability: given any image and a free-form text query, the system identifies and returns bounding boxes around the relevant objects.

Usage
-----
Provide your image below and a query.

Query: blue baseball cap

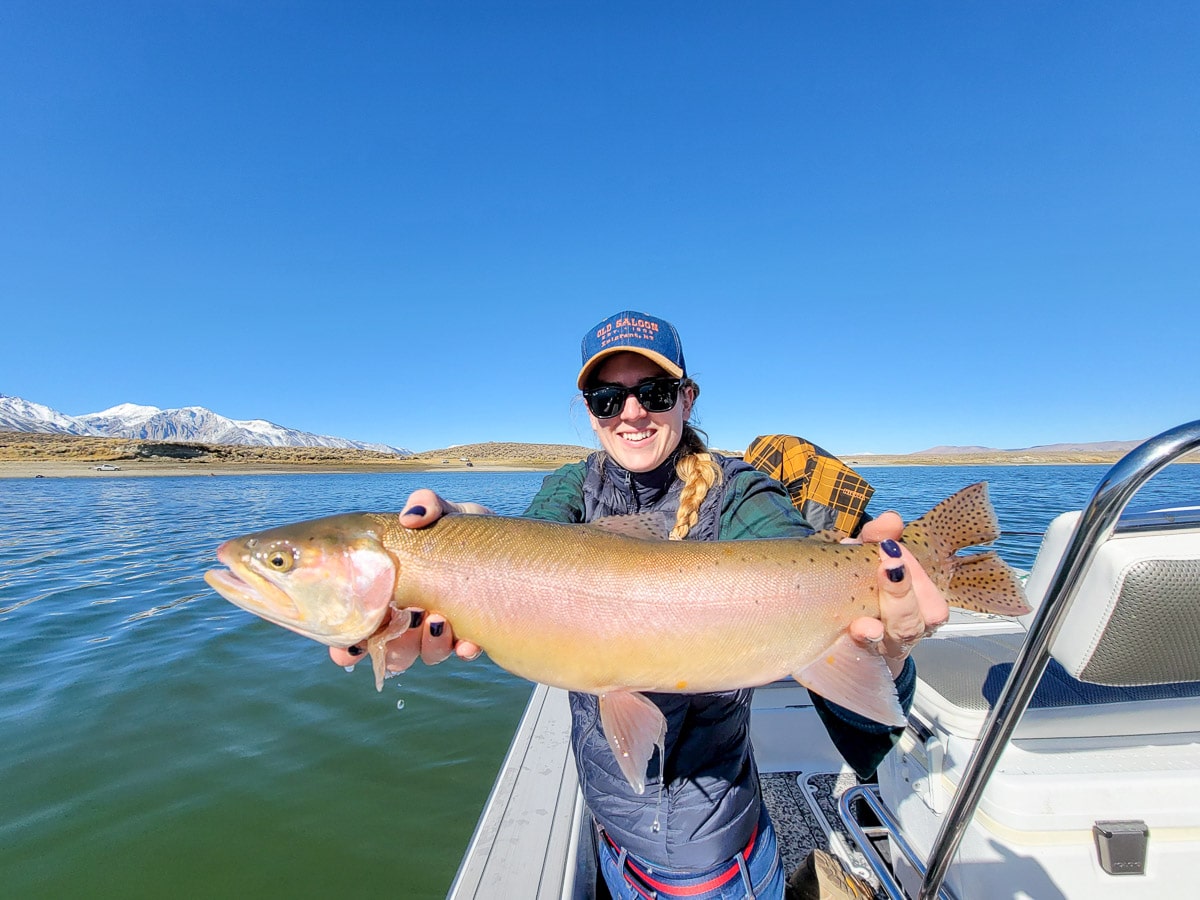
[577,310,687,389]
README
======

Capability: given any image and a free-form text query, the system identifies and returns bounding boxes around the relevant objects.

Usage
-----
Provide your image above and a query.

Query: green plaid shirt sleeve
[522,461,588,523]
[526,461,818,536]
[718,469,815,539]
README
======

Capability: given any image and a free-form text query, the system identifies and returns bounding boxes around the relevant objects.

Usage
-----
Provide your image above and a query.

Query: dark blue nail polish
[346,645,363,657]
[429,621,444,638]
[403,505,427,518]
[881,539,902,558]
[409,610,424,628]
[887,564,906,583]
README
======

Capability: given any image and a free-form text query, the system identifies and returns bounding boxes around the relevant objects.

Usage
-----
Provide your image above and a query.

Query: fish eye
[264,547,295,572]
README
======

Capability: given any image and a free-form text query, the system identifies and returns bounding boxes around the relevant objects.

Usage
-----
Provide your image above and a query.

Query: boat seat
[1020,508,1200,686]
[911,632,1200,740]
[911,508,1200,740]
[869,431,1200,897]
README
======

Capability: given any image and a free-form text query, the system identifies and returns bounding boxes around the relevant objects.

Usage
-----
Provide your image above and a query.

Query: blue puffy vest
[570,450,762,870]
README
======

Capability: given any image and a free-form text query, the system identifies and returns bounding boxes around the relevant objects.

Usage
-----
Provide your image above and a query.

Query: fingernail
[409,610,424,628]
[429,621,444,638]
[881,539,902,559]
[346,645,364,657]
[887,564,906,583]
[402,505,427,518]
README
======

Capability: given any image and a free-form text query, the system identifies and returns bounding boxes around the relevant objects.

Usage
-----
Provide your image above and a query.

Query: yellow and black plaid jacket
[744,435,874,537]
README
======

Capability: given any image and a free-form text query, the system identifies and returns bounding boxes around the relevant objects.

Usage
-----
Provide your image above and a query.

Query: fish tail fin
[945,550,1031,616]
[905,482,999,558]
[903,482,1032,616]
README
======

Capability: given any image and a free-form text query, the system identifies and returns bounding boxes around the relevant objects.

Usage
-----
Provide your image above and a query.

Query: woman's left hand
[849,511,949,677]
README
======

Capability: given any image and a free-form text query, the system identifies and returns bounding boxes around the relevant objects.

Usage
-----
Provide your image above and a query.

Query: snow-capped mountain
[0,395,106,436]
[0,395,410,455]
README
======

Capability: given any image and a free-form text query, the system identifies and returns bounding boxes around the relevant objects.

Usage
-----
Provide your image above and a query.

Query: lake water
[2,463,1198,898]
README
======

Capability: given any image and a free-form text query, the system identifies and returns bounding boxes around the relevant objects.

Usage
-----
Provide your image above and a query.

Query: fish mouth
[204,565,307,635]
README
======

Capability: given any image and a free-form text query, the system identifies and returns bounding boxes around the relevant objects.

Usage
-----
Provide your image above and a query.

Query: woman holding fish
[331,311,949,899]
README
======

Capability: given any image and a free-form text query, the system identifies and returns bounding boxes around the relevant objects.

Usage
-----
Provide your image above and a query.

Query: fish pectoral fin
[366,604,419,692]
[792,634,906,728]
[598,691,667,795]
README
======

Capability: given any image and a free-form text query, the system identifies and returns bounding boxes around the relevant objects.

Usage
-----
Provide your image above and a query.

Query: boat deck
[447,684,585,899]
[448,680,879,899]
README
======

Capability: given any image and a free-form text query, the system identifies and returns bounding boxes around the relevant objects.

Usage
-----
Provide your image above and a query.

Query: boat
[448,420,1200,899]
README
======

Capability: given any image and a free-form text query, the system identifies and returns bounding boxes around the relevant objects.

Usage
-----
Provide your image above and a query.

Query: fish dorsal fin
[588,512,673,541]
[792,634,906,728]
[598,690,667,795]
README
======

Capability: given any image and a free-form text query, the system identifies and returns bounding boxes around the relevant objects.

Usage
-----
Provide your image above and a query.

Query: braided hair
[669,379,722,540]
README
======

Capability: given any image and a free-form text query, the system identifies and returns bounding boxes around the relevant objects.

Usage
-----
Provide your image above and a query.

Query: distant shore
[0,457,572,479]
[2,432,1192,479]
[0,434,590,479]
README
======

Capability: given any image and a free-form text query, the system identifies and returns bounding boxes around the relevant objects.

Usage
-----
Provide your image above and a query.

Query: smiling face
[587,352,695,473]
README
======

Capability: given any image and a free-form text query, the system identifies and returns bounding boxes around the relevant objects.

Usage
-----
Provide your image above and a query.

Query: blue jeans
[596,804,785,900]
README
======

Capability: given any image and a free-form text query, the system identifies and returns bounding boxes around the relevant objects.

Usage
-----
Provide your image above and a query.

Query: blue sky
[2,2,1196,455]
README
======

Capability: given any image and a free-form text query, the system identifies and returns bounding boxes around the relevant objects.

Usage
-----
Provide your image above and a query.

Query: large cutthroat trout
[205,482,1028,792]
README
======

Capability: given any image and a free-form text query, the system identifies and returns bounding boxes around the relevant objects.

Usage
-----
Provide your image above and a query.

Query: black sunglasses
[582,378,682,419]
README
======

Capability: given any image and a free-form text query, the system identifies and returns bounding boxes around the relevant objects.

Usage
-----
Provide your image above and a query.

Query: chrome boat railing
[916,419,1200,899]
[835,420,1200,899]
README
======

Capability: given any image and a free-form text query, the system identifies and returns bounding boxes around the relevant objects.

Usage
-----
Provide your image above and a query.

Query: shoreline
[2,431,1194,480]
[0,434,591,478]
[0,458,566,479]
[4,452,1191,480]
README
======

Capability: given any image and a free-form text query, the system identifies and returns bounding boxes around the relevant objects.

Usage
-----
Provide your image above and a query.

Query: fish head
[204,514,396,648]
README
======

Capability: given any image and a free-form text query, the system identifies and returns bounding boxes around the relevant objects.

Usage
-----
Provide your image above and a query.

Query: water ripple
[1,465,1197,896]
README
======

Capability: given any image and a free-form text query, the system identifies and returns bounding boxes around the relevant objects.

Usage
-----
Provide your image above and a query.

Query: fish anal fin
[598,691,667,795]
[793,634,906,728]
[948,552,1032,616]
[588,513,673,541]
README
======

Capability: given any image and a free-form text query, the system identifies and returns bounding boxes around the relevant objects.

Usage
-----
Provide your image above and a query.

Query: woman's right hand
[328,489,488,672]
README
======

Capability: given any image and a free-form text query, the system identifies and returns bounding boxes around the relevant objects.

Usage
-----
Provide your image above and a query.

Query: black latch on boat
[1092,820,1149,875]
